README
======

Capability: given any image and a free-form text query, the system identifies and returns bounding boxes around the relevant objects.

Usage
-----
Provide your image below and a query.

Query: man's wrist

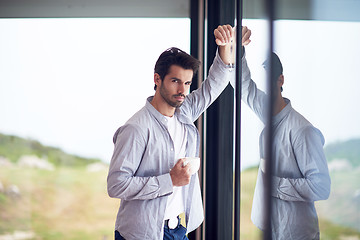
[218,44,235,65]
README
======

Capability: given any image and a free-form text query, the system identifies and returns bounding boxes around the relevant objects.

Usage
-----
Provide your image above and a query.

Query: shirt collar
[145,96,194,126]
[145,96,168,124]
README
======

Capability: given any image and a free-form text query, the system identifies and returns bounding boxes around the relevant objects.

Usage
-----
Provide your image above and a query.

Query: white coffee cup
[182,157,200,175]
[260,158,266,173]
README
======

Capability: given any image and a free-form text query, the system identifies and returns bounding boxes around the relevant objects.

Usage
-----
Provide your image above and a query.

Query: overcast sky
[1,18,359,169]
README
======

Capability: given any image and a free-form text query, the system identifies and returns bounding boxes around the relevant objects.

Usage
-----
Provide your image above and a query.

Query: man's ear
[154,73,161,89]
[278,74,284,88]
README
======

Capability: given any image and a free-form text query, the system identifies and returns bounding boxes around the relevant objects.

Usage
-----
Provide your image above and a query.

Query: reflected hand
[241,26,251,46]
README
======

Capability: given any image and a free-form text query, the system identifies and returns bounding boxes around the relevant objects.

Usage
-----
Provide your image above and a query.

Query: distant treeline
[1,132,359,168]
[324,138,360,167]
[0,133,100,167]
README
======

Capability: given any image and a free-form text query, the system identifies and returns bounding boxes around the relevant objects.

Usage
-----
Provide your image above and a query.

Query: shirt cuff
[216,47,247,72]
[157,173,173,197]
[215,48,235,72]
[271,176,281,199]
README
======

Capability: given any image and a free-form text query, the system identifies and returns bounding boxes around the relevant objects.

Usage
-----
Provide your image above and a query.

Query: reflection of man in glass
[107,25,251,240]
[240,44,331,238]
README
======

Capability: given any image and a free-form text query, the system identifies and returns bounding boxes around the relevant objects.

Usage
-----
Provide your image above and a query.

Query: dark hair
[154,47,201,90]
[262,52,283,92]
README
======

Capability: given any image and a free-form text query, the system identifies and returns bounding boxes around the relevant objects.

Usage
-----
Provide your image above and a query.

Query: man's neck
[273,95,287,116]
[150,94,176,117]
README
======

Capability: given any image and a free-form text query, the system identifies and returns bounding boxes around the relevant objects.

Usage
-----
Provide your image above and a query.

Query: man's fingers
[215,34,226,46]
[214,24,235,46]
[241,27,251,46]
[241,26,248,37]
[242,28,251,40]
[223,24,233,42]
[242,39,251,46]
[175,158,186,167]
[175,158,190,170]
[214,29,226,45]
[216,25,251,46]
[214,29,222,44]
[217,26,228,40]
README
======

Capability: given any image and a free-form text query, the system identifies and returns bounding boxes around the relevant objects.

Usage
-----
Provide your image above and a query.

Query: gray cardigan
[107,51,233,240]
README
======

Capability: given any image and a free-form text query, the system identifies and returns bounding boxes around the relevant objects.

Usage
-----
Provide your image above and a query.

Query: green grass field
[1,166,359,239]
[0,166,119,240]
[240,168,360,240]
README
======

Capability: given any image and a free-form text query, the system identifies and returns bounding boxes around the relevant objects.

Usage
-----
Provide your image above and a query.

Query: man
[238,39,331,238]
[107,25,251,240]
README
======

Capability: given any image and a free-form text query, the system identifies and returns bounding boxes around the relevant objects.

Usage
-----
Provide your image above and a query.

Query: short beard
[164,94,185,108]
[159,84,185,108]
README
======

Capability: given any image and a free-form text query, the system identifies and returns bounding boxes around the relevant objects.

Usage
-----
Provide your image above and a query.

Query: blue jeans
[115,222,189,240]
[163,223,189,240]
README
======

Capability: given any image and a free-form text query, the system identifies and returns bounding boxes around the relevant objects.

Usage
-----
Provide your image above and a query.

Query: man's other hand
[170,158,191,187]
[241,26,251,46]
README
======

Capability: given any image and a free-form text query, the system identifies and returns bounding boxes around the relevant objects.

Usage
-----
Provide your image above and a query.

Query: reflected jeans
[115,223,189,240]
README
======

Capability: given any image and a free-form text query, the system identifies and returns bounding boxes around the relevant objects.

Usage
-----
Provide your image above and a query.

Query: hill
[0,133,100,167]
[324,138,360,167]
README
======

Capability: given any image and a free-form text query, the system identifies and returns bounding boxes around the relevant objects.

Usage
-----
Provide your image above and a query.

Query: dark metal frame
[263,0,275,238]
[202,0,236,238]
[234,0,243,238]
[195,0,275,238]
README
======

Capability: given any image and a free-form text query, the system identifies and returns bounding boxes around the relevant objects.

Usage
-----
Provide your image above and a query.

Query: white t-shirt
[164,115,187,221]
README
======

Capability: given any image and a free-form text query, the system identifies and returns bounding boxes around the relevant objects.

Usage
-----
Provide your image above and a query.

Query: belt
[164,216,180,229]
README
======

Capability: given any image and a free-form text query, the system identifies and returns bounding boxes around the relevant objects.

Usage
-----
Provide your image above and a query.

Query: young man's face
[157,65,193,108]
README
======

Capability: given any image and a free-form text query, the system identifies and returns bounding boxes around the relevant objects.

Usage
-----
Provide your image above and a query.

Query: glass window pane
[240,1,360,238]
[271,2,360,239]
[0,18,190,239]
[273,19,360,239]
[240,18,270,239]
